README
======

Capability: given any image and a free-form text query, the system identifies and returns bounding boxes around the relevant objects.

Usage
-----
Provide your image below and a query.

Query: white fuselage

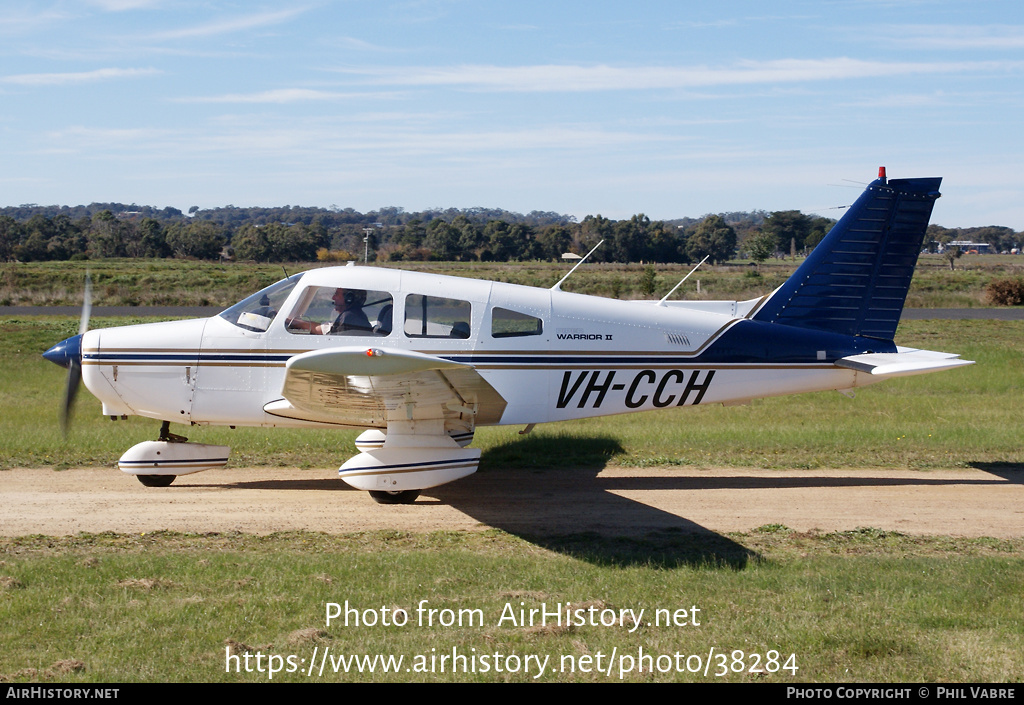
[80,266,868,430]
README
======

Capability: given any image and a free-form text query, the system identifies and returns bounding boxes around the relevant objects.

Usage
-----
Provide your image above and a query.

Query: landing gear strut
[159,420,188,443]
[135,421,186,487]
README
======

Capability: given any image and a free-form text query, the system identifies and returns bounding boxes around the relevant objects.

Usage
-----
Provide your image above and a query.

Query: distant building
[943,241,993,254]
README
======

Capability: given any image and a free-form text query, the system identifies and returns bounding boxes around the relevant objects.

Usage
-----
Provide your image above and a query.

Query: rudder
[752,169,941,341]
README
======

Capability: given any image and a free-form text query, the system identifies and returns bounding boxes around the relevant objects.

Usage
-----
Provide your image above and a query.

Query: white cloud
[87,0,163,10]
[150,8,309,40]
[336,58,1021,92]
[333,36,395,51]
[0,8,72,35]
[2,67,160,86]
[173,89,353,104]
[40,116,665,162]
[45,125,173,142]
[878,24,1024,50]
[36,125,175,155]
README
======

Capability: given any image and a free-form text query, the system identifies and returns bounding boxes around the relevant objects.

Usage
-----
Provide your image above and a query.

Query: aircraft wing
[265,347,507,428]
[835,348,974,378]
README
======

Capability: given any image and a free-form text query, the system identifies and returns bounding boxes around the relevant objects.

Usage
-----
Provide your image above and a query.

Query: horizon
[9,199,1024,232]
[4,198,1019,232]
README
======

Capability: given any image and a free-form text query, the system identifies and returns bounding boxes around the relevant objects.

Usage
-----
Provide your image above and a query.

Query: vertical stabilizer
[752,170,941,341]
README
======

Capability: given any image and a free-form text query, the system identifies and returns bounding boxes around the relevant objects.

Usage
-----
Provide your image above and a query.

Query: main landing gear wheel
[369,489,421,505]
[137,475,176,488]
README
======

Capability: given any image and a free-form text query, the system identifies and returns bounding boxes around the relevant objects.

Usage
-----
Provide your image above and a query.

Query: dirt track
[2,465,1022,538]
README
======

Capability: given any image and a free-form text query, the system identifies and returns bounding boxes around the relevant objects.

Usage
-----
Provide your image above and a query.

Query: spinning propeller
[42,273,91,435]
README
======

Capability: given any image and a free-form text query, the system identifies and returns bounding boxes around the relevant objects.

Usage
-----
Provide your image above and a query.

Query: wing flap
[835,349,973,378]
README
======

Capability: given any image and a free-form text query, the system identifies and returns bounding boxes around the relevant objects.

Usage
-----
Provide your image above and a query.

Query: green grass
[3,310,1023,683]
[1,531,1022,682]
[0,259,289,307]
[3,254,1024,307]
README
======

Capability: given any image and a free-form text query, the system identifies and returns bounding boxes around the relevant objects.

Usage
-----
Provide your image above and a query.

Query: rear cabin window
[491,307,544,338]
[404,295,472,339]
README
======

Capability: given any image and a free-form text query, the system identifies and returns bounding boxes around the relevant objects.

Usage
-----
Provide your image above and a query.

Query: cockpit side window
[491,307,543,338]
[218,275,301,333]
[285,286,394,337]
[404,295,472,339]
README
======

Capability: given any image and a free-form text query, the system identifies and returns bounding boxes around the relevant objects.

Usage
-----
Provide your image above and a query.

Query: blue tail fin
[752,169,941,341]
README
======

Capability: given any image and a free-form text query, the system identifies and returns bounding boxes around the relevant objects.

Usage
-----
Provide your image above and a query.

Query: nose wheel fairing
[118,440,230,477]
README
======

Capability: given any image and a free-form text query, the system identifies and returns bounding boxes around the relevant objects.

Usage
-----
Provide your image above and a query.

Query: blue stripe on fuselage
[82,322,893,368]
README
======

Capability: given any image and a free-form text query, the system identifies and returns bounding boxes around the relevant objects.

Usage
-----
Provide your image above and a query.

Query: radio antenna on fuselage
[551,239,604,291]
[657,255,709,306]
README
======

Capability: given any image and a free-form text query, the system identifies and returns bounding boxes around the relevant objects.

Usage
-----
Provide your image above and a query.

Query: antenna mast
[657,255,709,306]
[551,240,604,291]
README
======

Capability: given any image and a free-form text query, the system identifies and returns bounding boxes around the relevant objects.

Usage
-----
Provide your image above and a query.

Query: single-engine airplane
[43,168,972,503]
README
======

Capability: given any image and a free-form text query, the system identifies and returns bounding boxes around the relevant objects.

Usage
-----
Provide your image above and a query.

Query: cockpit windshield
[218,274,302,332]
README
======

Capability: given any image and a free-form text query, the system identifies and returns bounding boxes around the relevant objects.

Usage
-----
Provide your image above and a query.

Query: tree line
[1,201,1017,265]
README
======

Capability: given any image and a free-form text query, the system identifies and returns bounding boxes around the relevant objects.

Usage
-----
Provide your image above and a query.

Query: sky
[1,0,1022,228]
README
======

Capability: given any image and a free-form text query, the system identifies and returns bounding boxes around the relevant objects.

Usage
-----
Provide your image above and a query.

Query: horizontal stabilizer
[835,349,973,378]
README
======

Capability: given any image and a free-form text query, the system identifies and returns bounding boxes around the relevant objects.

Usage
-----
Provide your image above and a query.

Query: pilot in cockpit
[288,288,372,335]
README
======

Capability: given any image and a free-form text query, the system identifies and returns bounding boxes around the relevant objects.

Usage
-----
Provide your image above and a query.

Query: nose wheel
[368,490,421,504]
[137,474,176,487]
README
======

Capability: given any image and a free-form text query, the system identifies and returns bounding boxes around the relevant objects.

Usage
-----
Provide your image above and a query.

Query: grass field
[3,254,1024,307]
[2,531,1022,683]
[1,304,1023,682]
